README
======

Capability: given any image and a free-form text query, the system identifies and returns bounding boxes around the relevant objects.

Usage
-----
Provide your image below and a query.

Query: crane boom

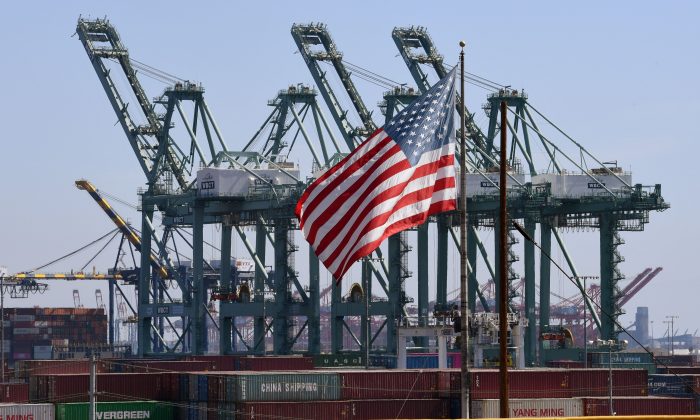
[76,18,159,180]
[75,179,169,279]
[76,18,199,191]
[291,23,377,151]
[392,26,490,166]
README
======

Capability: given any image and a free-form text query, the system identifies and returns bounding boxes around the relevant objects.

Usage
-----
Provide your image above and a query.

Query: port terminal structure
[71,18,668,364]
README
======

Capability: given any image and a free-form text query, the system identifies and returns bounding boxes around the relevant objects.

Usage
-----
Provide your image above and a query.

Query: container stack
[2,308,107,366]
[173,369,452,419]
[1,354,698,418]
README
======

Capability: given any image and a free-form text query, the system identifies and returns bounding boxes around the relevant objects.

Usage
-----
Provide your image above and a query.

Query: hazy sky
[1,1,697,339]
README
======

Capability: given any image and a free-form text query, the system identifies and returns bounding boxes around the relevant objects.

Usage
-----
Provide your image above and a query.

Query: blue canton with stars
[384,67,457,166]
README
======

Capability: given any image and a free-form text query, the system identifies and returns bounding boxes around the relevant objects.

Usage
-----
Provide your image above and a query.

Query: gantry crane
[78,18,324,356]
[76,17,669,364]
[391,25,669,366]
[292,23,431,353]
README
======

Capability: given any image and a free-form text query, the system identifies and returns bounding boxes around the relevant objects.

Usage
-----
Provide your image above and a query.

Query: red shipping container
[348,399,450,419]
[33,372,166,403]
[658,366,700,375]
[163,372,179,402]
[121,360,214,373]
[339,370,440,399]
[470,369,571,399]
[236,400,351,420]
[569,368,647,397]
[583,397,696,416]
[16,359,109,379]
[207,373,220,402]
[0,383,29,403]
[187,355,238,371]
[654,354,697,367]
[237,355,314,371]
[547,360,585,369]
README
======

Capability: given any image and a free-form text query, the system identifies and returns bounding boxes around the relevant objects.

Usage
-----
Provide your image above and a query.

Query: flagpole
[499,100,510,418]
[459,40,470,420]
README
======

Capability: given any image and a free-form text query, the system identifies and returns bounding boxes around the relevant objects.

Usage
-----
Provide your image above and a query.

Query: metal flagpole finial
[459,40,466,49]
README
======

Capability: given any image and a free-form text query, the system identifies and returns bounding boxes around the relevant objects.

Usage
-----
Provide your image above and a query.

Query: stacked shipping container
[5,354,699,418]
[2,307,107,367]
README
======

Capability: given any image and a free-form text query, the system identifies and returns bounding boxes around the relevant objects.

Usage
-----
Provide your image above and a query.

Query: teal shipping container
[589,351,654,364]
[223,372,341,402]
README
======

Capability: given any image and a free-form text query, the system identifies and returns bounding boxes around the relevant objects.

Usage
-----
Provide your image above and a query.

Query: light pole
[596,338,619,416]
[666,315,679,355]
[576,275,597,369]
[608,342,613,416]
[663,320,672,355]
[650,320,654,349]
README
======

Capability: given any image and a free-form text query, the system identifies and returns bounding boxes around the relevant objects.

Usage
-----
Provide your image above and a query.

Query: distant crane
[73,290,83,309]
[95,290,106,311]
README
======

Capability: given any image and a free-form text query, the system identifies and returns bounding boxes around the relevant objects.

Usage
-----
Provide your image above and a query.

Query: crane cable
[19,228,120,274]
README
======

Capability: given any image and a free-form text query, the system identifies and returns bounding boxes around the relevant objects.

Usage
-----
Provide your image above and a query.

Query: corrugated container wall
[658,366,700,375]
[470,369,570,399]
[113,359,214,373]
[235,401,351,420]
[224,372,340,402]
[0,383,28,403]
[349,399,451,419]
[648,374,696,396]
[15,359,109,379]
[471,398,583,418]
[31,373,165,403]
[0,403,54,419]
[569,368,648,397]
[55,401,174,420]
[582,397,696,416]
[339,370,441,400]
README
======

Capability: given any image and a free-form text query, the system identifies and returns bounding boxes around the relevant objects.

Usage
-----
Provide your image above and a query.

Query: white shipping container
[252,168,300,186]
[197,167,251,197]
[0,404,54,419]
[34,320,48,328]
[11,315,35,322]
[532,173,632,198]
[197,167,300,197]
[472,398,583,418]
[459,172,526,197]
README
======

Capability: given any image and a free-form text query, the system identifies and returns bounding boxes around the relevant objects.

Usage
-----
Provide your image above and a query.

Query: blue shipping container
[198,375,208,402]
[648,374,693,396]
[179,375,189,401]
[406,354,457,368]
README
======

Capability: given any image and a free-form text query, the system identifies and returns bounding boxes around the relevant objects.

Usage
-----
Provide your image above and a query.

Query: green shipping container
[313,353,365,368]
[55,401,174,420]
[224,372,341,402]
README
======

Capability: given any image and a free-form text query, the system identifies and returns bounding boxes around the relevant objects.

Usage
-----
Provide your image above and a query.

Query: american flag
[295,67,458,280]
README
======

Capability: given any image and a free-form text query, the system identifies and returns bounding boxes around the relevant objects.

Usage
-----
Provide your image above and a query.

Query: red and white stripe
[295,129,456,280]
